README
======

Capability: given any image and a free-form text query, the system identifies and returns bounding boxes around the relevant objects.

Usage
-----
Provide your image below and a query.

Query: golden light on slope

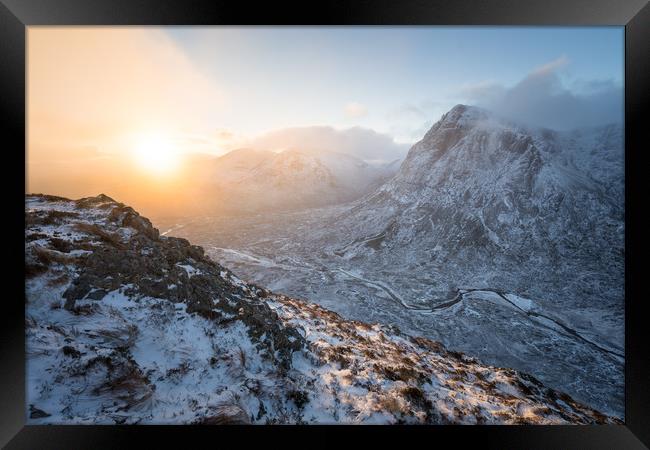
[132,132,180,175]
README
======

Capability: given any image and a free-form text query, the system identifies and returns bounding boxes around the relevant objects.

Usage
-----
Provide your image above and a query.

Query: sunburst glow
[132,132,180,174]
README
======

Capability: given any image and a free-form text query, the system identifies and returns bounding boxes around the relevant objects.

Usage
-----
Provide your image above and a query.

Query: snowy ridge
[162,104,624,417]
[25,194,617,424]
[314,105,624,416]
[195,147,397,213]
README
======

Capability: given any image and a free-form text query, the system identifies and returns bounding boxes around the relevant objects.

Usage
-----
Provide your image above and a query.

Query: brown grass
[323,346,353,368]
[47,273,70,287]
[70,303,100,316]
[288,389,310,409]
[237,346,247,369]
[26,232,48,242]
[26,210,80,227]
[197,402,251,425]
[25,262,48,278]
[375,364,428,383]
[29,193,70,203]
[376,395,404,416]
[87,355,154,411]
[33,246,77,266]
[166,361,191,379]
[50,299,62,310]
[74,223,126,248]
[48,237,73,253]
[411,336,444,353]
[95,324,139,348]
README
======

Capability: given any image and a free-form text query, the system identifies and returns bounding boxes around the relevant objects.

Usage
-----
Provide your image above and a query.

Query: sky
[27,26,623,206]
[164,27,623,141]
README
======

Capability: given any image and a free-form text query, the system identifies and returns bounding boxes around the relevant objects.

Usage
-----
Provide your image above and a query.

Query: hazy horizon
[24,26,625,424]
[27,26,623,216]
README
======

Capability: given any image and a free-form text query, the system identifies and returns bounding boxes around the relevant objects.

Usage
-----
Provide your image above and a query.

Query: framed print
[2,0,649,448]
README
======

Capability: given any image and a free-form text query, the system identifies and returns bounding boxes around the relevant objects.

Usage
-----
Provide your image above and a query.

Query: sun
[132,132,180,174]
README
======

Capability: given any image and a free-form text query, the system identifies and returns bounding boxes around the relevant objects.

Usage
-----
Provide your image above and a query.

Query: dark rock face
[62,345,81,358]
[29,405,51,419]
[327,105,624,309]
[51,194,305,372]
[316,105,625,415]
[25,193,622,425]
[206,105,623,417]
[74,193,117,209]
[108,205,160,241]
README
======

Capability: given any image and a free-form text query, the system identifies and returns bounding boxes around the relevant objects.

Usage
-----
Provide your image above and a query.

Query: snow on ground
[504,293,534,312]
[176,263,203,277]
[24,194,619,425]
[27,284,271,424]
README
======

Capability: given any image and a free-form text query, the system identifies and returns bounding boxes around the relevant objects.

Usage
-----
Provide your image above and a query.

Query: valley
[153,206,624,418]
[151,105,625,417]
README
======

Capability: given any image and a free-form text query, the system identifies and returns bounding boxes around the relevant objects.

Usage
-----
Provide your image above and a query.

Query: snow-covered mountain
[24,193,616,424]
[328,105,624,354]
[166,105,624,417]
[333,104,623,285]
[195,148,397,213]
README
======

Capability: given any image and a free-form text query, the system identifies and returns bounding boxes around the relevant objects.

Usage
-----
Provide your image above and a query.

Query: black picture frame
[2,0,648,448]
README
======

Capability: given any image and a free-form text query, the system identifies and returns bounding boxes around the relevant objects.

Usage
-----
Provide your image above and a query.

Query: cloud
[214,129,234,140]
[388,104,429,121]
[244,126,409,163]
[344,102,368,119]
[28,28,223,164]
[530,55,570,77]
[27,27,226,199]
[458,56,623,130]
[457,81,505,105]
[385,100,450,142]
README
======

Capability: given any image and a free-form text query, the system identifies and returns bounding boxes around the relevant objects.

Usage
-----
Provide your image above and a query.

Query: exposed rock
[61,345,81,358]
[25,193,620,424]
[108,205,160,240]
[29,405,51,419]
[212,105,623,417]
[75,193,117,209]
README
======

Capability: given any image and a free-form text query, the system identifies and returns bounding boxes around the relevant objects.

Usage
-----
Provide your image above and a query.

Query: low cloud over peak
[459,56,623,130]
[245,126,409,164]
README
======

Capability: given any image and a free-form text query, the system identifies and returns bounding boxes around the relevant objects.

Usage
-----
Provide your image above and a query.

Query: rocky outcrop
[24,193,620,424]
[31,194,305,372]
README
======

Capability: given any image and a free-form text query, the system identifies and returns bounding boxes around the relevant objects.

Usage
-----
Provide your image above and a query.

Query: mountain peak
[448,103,472,114]
[410,104,495,158]
[439,104,490,127]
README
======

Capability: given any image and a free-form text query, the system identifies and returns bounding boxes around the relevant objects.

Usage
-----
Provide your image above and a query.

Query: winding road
[334,269,623,362]
[206,246,624,364]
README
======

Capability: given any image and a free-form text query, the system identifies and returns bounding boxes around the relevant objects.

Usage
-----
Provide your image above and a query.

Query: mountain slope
[173,105,624,417]
[311,104,625,415]
[24,194,616,424]
[331,105,623,309]
[196,148,396,213]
